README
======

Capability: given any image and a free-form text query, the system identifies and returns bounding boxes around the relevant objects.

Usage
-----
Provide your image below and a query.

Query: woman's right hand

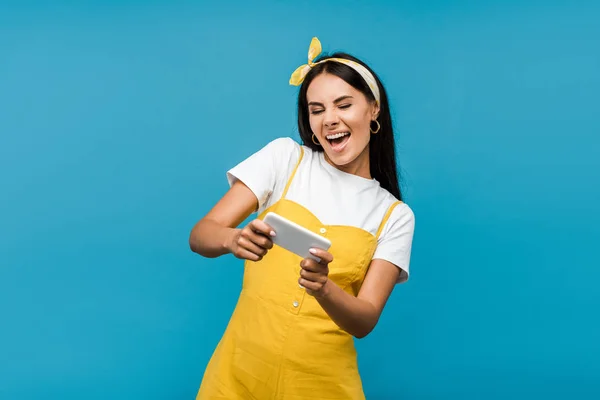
[227,219,276,262]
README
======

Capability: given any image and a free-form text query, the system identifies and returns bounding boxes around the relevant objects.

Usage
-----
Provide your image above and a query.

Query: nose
[323,109,339,129]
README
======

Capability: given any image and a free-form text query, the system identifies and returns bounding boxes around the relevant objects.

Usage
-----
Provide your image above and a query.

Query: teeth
[326,132,350,140]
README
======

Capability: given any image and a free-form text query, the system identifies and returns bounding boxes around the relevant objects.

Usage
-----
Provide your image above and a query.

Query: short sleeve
[372,203,415,284]
[226,137,301,214]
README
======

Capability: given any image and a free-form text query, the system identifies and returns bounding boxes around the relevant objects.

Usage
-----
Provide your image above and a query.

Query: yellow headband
[289,37,381,106]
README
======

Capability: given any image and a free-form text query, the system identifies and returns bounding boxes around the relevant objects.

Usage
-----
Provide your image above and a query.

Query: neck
[324,146,371,179]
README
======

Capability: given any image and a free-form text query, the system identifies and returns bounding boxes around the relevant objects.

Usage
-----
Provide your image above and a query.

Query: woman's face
[306,72,379,177]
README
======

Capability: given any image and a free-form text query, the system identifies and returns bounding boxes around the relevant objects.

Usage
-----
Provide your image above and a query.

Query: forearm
[189,218,238,258]
[315,280,379,338]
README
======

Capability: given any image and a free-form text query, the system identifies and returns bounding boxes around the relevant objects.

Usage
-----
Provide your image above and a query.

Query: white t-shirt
[227,137,415,283]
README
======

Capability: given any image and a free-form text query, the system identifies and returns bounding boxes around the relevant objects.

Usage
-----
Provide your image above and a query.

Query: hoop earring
[312,134,321,146]
[370,120,381,134]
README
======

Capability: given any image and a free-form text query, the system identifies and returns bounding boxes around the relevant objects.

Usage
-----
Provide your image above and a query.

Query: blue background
[1,1,599,399]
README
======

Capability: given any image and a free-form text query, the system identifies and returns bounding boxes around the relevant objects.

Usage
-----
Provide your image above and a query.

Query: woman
[190,37,415,399]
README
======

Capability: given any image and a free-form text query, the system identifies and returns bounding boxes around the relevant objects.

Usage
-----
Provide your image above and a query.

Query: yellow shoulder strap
[375,200,403,239]
[281,145,304,198]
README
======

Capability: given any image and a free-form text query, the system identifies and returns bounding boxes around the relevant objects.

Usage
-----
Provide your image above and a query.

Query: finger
[309,248,333,264]
[300,269,327,283]
[247,231,274,250]
[235,248,263,262]
[241,228,273,250]
[298,278,323,295]
[300,258,327,273]
[238,236,268,257]
[250,219,277,238]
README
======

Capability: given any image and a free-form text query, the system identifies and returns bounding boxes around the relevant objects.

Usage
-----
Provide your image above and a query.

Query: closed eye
[309,104,350,115]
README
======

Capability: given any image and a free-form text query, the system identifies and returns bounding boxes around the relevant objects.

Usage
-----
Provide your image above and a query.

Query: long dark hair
[296,52,402,201]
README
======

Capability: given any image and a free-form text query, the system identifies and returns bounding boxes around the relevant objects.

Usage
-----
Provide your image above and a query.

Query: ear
[371,102,380,121]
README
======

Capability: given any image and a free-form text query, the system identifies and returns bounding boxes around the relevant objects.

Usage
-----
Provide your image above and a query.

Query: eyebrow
[308,95,354,107]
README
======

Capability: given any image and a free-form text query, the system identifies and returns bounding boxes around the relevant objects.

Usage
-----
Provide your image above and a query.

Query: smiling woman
[306,75,380,177]
[189,37,415,399]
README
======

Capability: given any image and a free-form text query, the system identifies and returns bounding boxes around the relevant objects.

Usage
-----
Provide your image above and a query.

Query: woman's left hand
[299,248,334,298]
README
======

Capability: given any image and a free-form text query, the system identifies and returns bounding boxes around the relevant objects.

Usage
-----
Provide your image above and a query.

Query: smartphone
[262,212,331,262]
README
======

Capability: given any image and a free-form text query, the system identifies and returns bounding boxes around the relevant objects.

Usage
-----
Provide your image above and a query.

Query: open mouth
[326,132,351,151]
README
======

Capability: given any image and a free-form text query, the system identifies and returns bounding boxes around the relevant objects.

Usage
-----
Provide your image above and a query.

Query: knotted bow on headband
[289,37,381,106]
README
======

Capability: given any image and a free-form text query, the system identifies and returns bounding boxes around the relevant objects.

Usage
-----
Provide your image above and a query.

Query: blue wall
[1,1,599,399]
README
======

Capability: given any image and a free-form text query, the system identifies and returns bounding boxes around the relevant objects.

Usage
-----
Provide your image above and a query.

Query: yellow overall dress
[197,148,401,399]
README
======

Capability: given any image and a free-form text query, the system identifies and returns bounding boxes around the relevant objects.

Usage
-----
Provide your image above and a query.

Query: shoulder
[372,190,415,283]
[374,184,414,224]
[379,192,415,239]
[377,196,415,242]
[263,137,308,175]
[389,201,415,227]
[263,136,303,158]
[229,136,304,175]
[226,137,308,211]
